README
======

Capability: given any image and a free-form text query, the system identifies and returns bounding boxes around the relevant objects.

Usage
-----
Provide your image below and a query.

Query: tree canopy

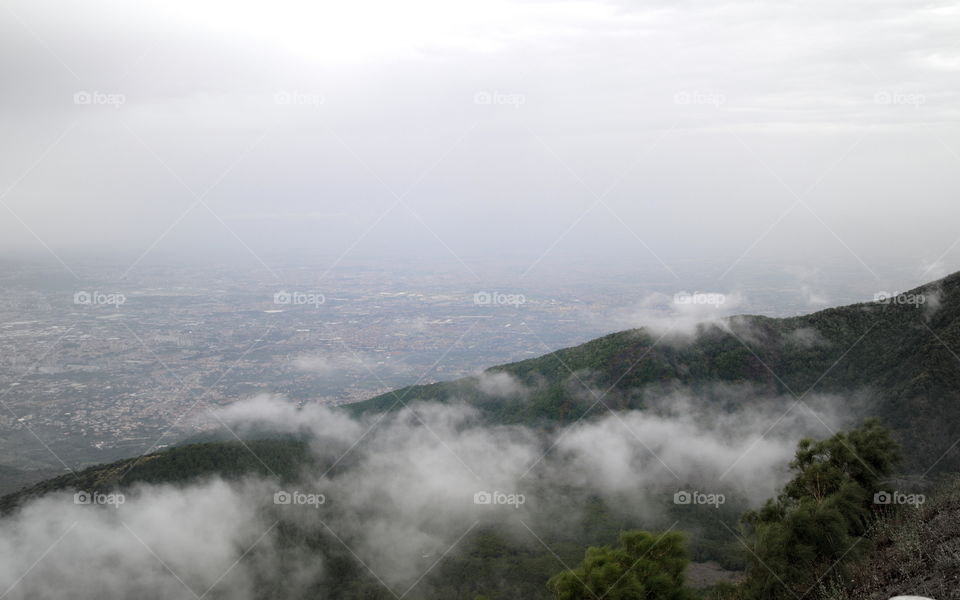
[739,418,900,600]
[548,530,695,600]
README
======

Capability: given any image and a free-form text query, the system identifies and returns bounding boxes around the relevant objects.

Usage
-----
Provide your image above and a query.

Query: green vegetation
[737,420,900,599]
[541,420,904,600]
[548,530,695,600]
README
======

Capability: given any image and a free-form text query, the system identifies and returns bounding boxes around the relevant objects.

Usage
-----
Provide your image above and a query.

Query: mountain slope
[0,439,312,513]
[350,271,960,475]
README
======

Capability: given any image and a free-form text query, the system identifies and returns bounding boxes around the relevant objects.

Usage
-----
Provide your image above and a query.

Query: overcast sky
[1,0,958,284]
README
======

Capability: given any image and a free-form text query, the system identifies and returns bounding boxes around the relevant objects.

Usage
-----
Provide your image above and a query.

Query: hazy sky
[1,0,959,284]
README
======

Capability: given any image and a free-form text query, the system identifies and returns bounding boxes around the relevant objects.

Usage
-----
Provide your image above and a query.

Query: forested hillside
[352,271,960,475]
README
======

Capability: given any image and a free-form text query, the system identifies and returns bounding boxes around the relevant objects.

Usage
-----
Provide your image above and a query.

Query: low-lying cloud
[0,387,858,598]
[601,290,748,339]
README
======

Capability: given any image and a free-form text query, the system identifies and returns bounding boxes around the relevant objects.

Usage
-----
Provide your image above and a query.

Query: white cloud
[472,371,528,398]
[0,387,862,595]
